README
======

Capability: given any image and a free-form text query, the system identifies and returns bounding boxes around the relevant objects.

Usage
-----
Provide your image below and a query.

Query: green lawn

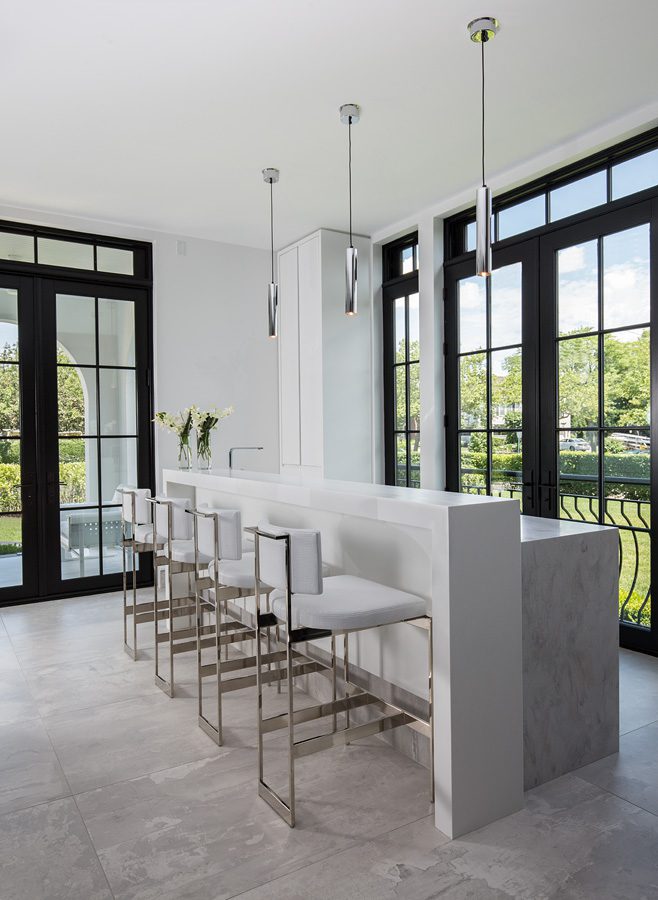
[0,515,21,555]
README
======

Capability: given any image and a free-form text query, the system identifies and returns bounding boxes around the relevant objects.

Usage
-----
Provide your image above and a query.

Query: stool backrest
[154,497,191,541]
[257,521,322,595]
[195,507,242,561]
[120,487,151,526]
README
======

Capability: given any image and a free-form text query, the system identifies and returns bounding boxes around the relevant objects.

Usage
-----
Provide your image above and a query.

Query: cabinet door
[278,246,301,467]
[298,235,323,469]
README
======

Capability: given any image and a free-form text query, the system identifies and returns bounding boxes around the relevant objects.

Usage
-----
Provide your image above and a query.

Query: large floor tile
[0,718,71,815]
[0,668,41,725]
[236,774,658,900]
[76,739,431,900]
[0,797,112,900]
[24,648,161,717]
[619,648,658,735]
[576,719,658,816]
[1,590,125,636]
[43,692,222,793]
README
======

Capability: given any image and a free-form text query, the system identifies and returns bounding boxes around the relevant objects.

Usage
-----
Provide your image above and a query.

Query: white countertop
[520,515,612,543]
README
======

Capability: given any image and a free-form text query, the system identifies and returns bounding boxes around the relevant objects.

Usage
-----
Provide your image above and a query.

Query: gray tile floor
[0,590,657,899]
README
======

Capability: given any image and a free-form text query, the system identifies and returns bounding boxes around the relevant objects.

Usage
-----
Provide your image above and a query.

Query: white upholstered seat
[168,539,211,565]
[209,552,256,589]
[134,524,155,544]
[271,574,426,631]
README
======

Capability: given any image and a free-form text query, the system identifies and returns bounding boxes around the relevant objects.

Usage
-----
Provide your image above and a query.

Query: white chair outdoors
[146,495,203,697]
[188,505,277,745]
[254,521,433,828]
[119,487,162,660]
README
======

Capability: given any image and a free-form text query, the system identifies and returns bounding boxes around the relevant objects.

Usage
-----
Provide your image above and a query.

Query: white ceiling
[4,0,658,249]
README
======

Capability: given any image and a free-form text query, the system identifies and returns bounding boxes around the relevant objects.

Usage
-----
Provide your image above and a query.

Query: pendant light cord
[270,179,274,283]
[481,38,486,187]
[348,116,353,248]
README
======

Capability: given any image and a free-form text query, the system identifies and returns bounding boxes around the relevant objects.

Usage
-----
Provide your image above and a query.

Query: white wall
[0,203,279,485]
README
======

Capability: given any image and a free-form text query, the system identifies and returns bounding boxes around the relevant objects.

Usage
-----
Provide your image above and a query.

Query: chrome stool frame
[253,526,434,828]
[188,510,303,746]
[147,496,202,698]
[120,487,163,661]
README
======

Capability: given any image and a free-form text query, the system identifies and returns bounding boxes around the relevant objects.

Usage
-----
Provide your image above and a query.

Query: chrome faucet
[228,446,263,471]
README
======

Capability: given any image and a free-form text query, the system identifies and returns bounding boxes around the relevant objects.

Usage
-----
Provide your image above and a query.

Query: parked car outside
[559,437,592,452]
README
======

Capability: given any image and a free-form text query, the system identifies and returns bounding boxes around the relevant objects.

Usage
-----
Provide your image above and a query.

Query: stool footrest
[260,690,382,734]
[293,709,414,759]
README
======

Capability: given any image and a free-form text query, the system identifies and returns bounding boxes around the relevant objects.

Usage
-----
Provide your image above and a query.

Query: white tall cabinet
[277,228,372,482]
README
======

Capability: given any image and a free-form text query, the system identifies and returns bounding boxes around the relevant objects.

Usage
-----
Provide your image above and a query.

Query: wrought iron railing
[460,466,651,629]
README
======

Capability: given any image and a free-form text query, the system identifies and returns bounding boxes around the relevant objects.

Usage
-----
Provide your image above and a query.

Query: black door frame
[445,198,658,655]
[0,223,154,608]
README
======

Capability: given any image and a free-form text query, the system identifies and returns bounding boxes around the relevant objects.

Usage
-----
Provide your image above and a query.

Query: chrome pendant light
[468,16,500,277]
[340,103,360,316]
[263,167,280,338]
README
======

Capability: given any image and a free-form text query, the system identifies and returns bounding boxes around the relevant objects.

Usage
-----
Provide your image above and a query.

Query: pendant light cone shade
[345,246,358,316]
[262,168,280,338]
[340,103,360,316]
[468,17,499,278]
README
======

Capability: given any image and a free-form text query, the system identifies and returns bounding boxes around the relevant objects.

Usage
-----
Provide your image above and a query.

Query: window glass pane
[460,352,487,428]
[559,335,599,429]
[60,508,100,579]
[604,329,650,428]
[604,431,650,482]
[98,298,136,367]
[100,369,137,436]
[0,440,21,512]
[394,297,406,362]
[458,276,486,353]
[101,437,137,504]
[60,438,98,506]
[0,232,34,264]
[395,434,407,487]
[395,366,406,430]
[0,512,22,589]
[408,293,419,358]
[491,348,522,427]
[56,295,96,366]
[465,221,476,252]
[549,171,607,222]
[401,245,414,275]
[100,507,124,574]
[0,289,19,358]
[0,363,20,434]
[491,431,523,507]
[96,246,134,276]
[617,525,651,627]
[497,195,545,241]
[603,225,650,329]
[408,433,420,488]
[558,240,598,336]
[491,263,522,347]
[408,362,420,432]
[38,238,94,270]
[612,148,658,201]
[558,430,600,523]
[459,432,487,494]
[57,364,97,436]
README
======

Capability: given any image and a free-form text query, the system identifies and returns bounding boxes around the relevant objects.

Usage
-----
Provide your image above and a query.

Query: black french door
[446,198,658,654]
[0,274,153,605]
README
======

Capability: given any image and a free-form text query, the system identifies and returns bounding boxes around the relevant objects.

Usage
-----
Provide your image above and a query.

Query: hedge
[0,462,87,512]
[461,451,650,500]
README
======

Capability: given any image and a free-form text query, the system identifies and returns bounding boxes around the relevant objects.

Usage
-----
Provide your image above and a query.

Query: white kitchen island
[162,468,619,839]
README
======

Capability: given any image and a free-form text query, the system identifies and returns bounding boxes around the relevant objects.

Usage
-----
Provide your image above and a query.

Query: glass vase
[178,437,192,470]
[196,434,212,470]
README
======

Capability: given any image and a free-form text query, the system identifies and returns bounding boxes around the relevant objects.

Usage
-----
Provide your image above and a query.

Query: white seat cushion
[209,552,256,589]
[134,524,156,544]
[271,575,426,631]
[166,539,210,565]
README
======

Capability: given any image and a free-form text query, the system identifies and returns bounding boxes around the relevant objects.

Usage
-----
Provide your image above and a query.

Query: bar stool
[254,522,433,828]
[147,496,205,697]
[119,487,162,660]
[188,506,281,745]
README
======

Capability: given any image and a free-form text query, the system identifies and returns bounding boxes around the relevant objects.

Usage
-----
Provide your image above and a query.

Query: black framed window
[383,234,420,487]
